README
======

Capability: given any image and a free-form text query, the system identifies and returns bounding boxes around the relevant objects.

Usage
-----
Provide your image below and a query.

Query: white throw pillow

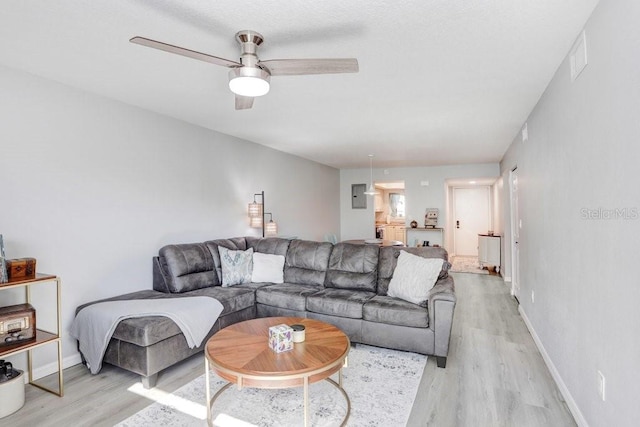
[218,247,254,287]
[387,251,444,306]
[251,252,285,283]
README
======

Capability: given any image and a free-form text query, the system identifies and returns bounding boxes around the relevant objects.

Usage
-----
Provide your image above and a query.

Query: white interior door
[510,168,521,299]
[453,187,490,256]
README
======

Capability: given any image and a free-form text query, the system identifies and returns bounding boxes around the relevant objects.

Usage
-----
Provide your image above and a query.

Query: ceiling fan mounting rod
[235,30,264,68]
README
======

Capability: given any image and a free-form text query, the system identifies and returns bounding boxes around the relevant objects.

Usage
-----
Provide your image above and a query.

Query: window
[389,193,405,218]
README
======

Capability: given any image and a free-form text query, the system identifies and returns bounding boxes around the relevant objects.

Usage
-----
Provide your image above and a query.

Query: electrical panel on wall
[570,30,588,81]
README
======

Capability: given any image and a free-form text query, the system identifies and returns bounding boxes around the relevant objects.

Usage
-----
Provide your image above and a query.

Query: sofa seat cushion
[363,296,429,328]
[233,282,275,291]
[306,289,376,319]
[184,286,256,315]
[256,283,323,311]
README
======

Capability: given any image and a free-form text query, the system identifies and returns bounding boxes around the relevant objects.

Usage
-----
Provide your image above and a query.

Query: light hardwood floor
[6,272,575,426]
[407,273,575,426]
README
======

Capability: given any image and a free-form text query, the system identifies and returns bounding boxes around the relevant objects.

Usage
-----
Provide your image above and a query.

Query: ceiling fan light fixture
[228,67,270,97]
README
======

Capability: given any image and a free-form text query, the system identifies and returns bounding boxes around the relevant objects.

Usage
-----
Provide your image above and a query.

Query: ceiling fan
[130,30,359,110]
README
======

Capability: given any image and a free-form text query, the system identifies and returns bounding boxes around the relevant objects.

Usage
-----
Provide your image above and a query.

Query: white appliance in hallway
[453,187,490,256]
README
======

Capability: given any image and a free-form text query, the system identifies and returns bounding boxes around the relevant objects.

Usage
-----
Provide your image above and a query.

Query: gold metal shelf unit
[0,273,64,396]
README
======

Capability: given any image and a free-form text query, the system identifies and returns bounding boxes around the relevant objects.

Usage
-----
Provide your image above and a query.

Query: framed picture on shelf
[0,234,7,283]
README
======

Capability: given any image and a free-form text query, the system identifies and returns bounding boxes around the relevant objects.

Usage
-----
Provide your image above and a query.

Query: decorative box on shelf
[6,258,37,281]
[268,324,293,353]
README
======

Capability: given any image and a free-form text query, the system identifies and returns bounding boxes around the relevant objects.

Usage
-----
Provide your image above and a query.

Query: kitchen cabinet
[385,225,406,245]
[478,234,501,273]
[374,193,384,212]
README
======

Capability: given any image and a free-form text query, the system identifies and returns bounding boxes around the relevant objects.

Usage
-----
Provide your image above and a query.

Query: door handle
[456,220,460,229]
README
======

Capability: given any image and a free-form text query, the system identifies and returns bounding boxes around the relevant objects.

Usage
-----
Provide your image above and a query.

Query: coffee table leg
[304,376,309,427]
[205,358,211,425]
[325,377,351,427]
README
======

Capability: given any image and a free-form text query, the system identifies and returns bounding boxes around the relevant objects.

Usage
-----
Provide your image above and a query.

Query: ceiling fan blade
[130,36,241,68]
[235,95,254,110]
[258,58,359,76]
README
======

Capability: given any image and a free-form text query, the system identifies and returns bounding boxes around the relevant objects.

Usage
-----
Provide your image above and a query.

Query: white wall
[0,65,339,372]
[340,163,500,248]
[500,0,640,424]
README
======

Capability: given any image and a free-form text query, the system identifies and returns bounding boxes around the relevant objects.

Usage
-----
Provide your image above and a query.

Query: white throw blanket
[69,297,223,374]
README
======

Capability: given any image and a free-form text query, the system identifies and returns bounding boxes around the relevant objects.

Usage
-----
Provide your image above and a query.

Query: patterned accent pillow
[388,251,444,306]
[218,247,254,287]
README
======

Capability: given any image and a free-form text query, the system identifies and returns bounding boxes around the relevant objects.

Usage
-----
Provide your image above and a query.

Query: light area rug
[116,345,426,427]
[450,255,489,275]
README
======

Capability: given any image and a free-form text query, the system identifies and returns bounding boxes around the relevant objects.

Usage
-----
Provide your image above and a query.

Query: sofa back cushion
[324,243,379,292]
[377,246,449,296]
[283,239,333,286]
[158,243,219,293]
[204,238,247,284]
[246,237,291,256]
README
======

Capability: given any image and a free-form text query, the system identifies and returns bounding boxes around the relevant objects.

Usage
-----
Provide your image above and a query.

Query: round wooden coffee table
[205,317,351,426]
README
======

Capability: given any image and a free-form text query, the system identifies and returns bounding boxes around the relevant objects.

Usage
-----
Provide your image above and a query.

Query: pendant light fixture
[363,154,378,196]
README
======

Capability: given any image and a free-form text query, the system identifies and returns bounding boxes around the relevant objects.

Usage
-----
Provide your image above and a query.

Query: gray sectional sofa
[76,237,456,388]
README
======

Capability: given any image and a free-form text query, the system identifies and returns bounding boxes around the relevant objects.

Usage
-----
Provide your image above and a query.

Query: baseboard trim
[29,353,83,382]
[518,306,588,427]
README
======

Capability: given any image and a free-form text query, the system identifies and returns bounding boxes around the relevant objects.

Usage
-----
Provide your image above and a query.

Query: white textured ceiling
[0,1,599,169]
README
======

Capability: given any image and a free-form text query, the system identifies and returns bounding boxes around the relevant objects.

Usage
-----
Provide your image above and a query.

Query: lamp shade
[248,201,263,218]
[364,184,377,195]
[265,220,278,236]
[250,216,263,228]
[229,67,270,97]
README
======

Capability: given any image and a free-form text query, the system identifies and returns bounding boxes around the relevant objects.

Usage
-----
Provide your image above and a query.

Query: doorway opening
[445,177,499,274]
[373,181,406,245]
